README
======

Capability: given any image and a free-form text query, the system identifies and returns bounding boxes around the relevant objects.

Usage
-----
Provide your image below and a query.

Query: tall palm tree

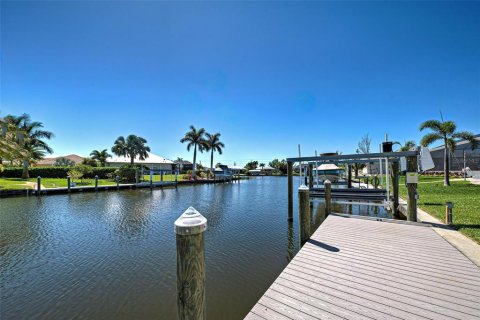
[259,163,265,171]
[90,149,111,166]
[420,119,477,186]
[4,113,54,178]
[180,125,208,179]
[205,132,225,175]
[111,135,150,165]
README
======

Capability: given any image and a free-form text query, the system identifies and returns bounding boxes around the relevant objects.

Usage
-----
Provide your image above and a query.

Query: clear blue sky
[1,1,479,166]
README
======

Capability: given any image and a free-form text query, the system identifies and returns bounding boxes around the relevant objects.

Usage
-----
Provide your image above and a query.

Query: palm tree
[180,125,208,179]
[90,149,111,166]
[0,117,27,163]
[259,163,265,171]
[4,114,54,178]
[54,157,75,166]
[420,119,477,186]
[205,132,225,176]
[111,135,150,165]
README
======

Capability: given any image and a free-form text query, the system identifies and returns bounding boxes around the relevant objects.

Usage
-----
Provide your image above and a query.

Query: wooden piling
[298,185,310,245]
[308,163,313,189]
[445,202,453,225]
[324,179,332,215]
[406,156,418,222]
[287,161,293,220]
[67,176,71,193]
[95,175,99,191]
[116,176,119,190]
[347,165,352,188]
[161,171,164,183]
[37,176,41,195]
[392,161,399,215]
[174,207,207,320]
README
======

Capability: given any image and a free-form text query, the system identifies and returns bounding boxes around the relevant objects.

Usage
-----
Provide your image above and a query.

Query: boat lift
[287,150,420,216]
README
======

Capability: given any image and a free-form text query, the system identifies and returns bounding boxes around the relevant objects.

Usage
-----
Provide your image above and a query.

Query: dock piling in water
[287,161,293,220]
[115,176,119,190]
[324,179,332,215]
[298,185,310,245]
[37,176,41,195]
[67,175,71,193]
[95,175,98,191]
[308,163,313,189]
[174,207,207,320]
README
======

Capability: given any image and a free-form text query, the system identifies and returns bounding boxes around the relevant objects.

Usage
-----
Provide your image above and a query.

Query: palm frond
[419,120,442,132]
[420,133,442,147]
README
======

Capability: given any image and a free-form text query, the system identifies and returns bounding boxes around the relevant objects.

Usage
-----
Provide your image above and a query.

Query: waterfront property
[106,152,174,171]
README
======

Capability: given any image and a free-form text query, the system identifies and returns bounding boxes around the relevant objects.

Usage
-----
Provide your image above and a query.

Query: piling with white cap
[174,207,207,320]
[298,185,310,245]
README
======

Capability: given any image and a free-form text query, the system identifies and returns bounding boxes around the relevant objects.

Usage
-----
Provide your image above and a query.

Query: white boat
[313,164,344,182]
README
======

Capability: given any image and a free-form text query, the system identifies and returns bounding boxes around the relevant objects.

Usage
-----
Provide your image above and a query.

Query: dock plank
[245,214,480,320]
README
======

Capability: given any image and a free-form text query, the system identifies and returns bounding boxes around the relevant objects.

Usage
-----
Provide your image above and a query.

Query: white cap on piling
[298,185,309,191]
[324,179,331,184]
[174,206,207,235]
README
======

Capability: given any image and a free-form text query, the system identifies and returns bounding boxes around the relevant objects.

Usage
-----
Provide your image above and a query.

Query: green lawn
[399,176,480,244]
[142,174,180,182]
[0,178,33,190]
[0,177,116,190]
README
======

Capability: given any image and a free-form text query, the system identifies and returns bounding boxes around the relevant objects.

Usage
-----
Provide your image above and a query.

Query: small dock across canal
[245,214,480,320]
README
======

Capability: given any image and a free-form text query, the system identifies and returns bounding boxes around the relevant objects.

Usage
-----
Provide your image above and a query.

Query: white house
[106,152,174,171]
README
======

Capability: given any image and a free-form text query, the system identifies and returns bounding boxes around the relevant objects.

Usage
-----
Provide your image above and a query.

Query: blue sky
[1,1,479,166]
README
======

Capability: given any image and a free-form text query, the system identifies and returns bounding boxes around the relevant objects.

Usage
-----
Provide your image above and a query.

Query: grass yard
[0,178,116,190]
[142,174,179,182]
[399,176,480,244]
[0,178,33,190]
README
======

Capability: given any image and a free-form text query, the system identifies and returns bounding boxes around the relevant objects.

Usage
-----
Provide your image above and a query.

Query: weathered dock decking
[246,214,480,320]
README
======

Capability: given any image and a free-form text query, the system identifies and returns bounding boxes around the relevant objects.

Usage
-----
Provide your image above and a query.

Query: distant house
[106,152,174,171]
[174,160,193,173]
[228,165,245,175]
[35,154,84,166]
[427,134,480,172]
[214,164,233,180]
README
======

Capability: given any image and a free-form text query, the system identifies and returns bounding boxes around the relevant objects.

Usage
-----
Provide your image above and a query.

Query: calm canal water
[1,176,390,319]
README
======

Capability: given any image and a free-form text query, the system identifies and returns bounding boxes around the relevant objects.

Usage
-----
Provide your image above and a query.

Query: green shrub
[116,164,141,182]
[0,166,116,178]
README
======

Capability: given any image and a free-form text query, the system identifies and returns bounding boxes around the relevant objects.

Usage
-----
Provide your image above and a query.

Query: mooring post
[175,171,178,189]
[445,202,453,225]
[324,179,332,215]
[308,163,314,189]
[67,175,71,193]
[161,170,164,183]
[392,162,399,215]
[135,170,139,184]
[287,161,293,220]
[406,155,418,222]
[298,185,310,245]
[95,175,99,191]
[150,171,153,189]
[37,176,41,195]
[347,165,352,188]
[115,176,119,190]
[174,207,207,320]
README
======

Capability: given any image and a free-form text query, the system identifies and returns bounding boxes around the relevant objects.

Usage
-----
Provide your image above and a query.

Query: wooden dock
[245,214,480,320]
